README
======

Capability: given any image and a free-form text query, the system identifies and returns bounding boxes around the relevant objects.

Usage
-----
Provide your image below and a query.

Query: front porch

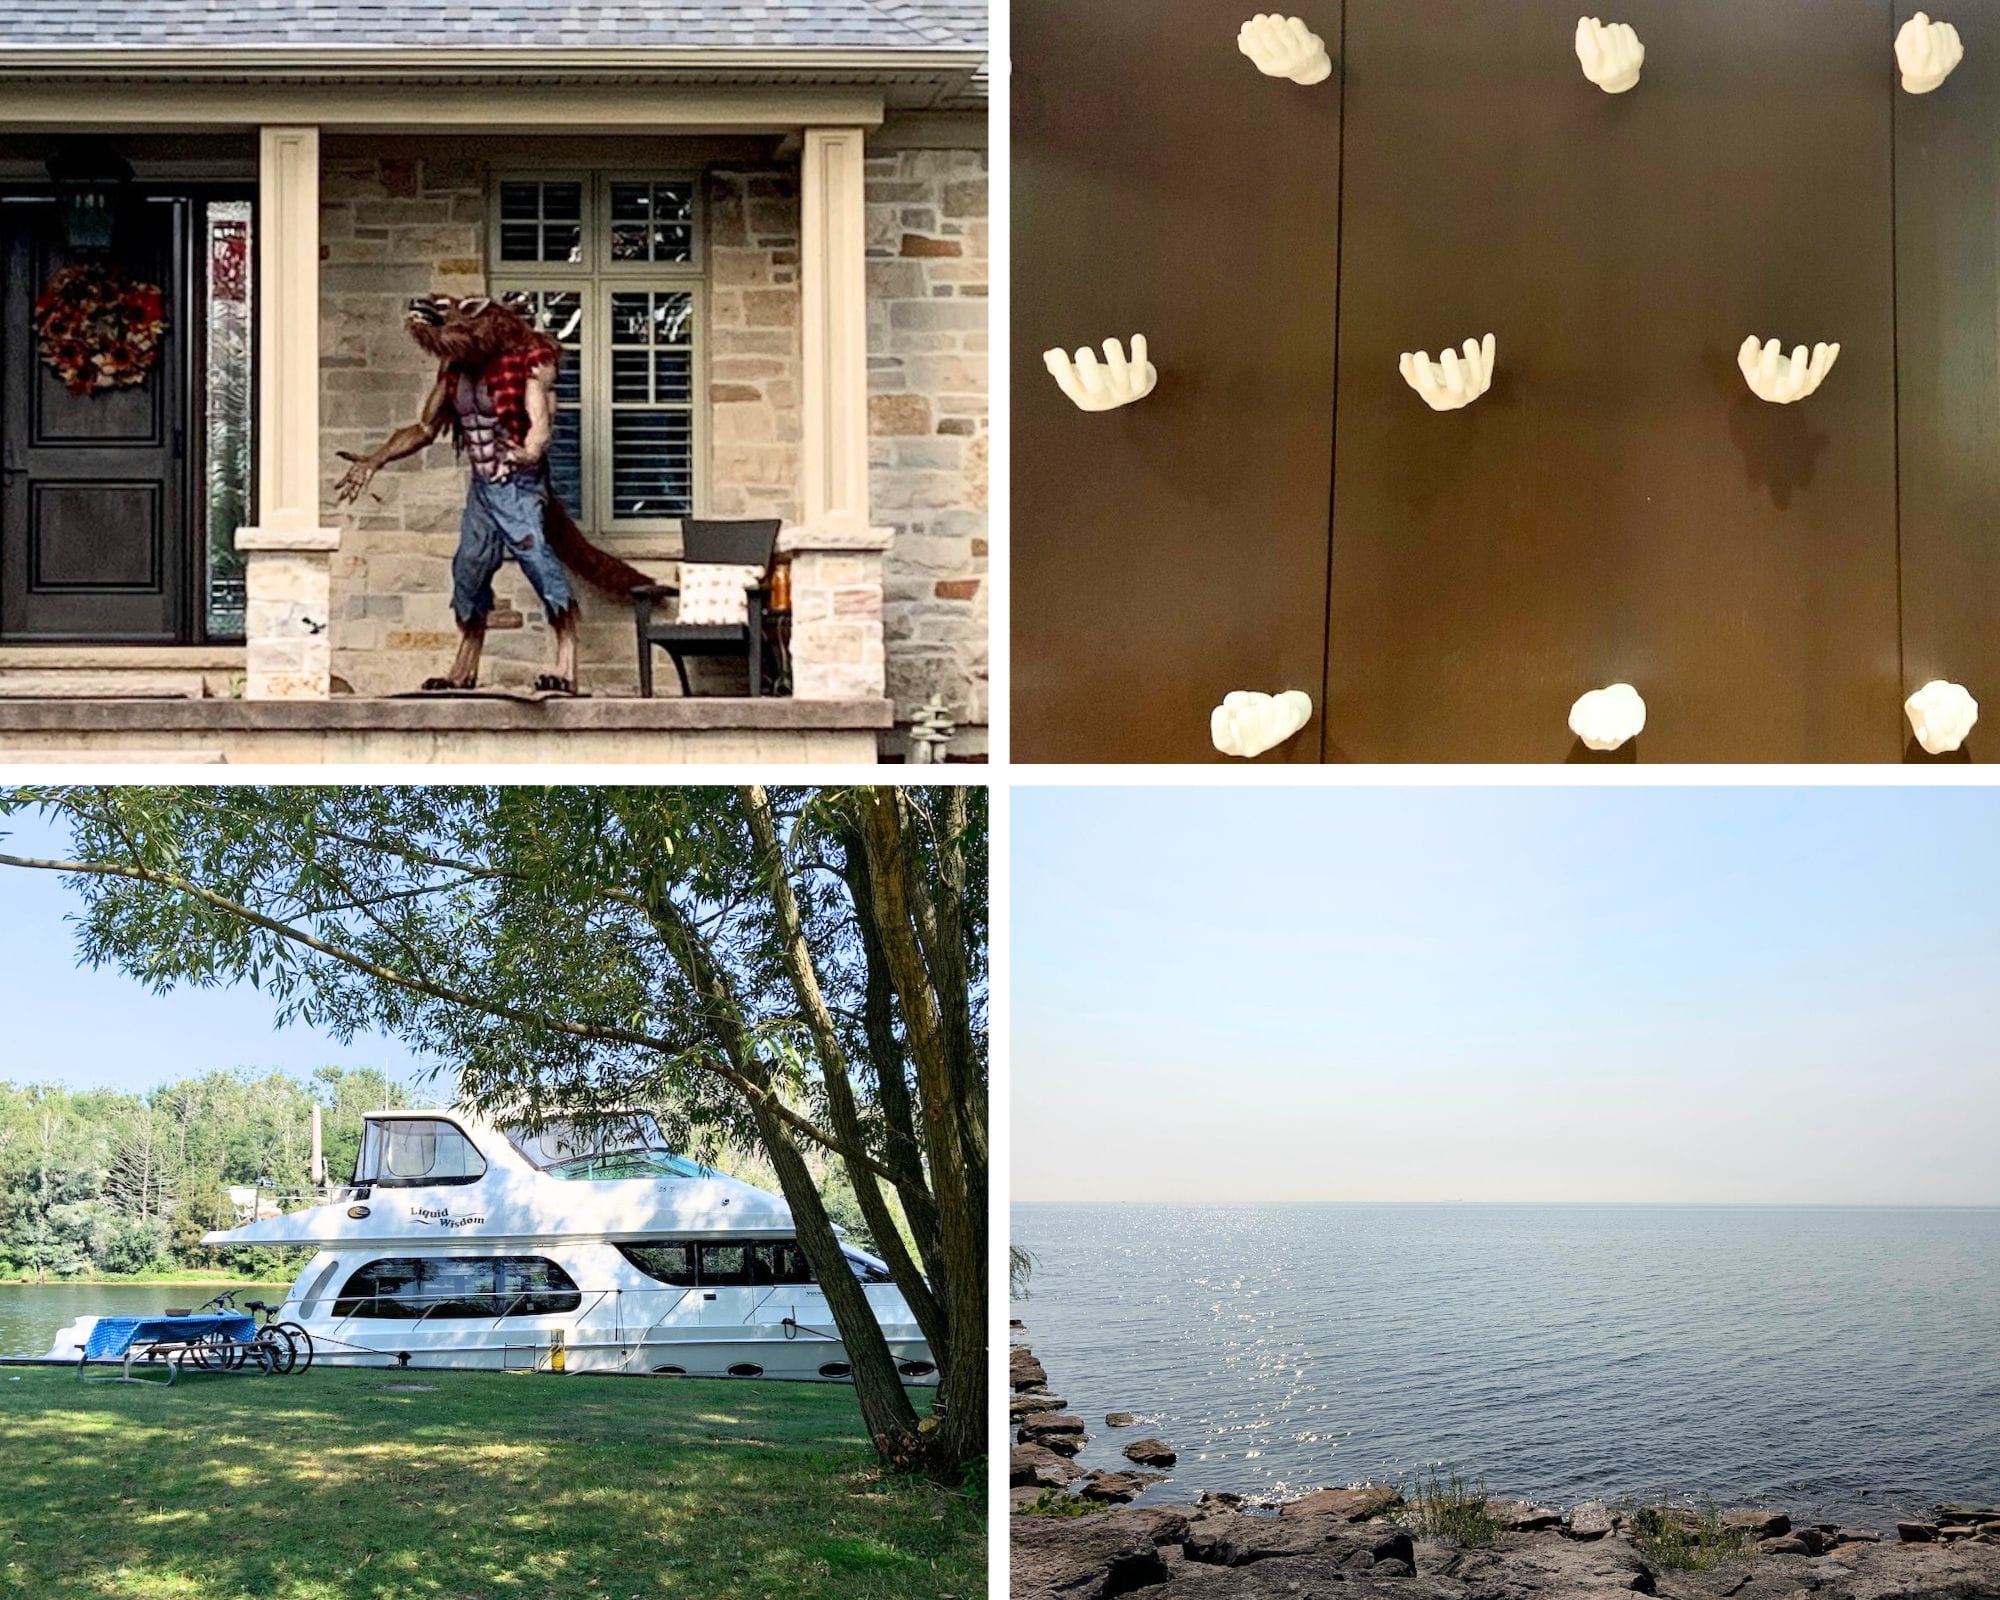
[0,52,981,761]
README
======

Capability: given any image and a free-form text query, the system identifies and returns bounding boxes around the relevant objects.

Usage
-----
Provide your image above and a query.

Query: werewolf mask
[404,292,552,368]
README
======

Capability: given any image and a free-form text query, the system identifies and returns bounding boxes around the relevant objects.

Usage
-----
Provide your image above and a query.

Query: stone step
[0,672,212,699]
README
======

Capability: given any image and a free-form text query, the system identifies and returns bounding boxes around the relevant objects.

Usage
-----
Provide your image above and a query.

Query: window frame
[351,1117,488,1190]
[488,169,709,539]
[330,1254,582,1320]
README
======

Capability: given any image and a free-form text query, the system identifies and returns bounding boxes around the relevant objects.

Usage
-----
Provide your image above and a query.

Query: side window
[698,1243,751,1286]
[330,1256,578,1318]
[617,1242,696,1285]
[496,1257,583,1316]
[758,1242,817,1285]
[355,1119,486,1187]
[846,1252,894,1285]
[333,1257,424,1318]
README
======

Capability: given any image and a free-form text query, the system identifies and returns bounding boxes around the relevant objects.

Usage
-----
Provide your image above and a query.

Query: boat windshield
[504,1115,714,1181]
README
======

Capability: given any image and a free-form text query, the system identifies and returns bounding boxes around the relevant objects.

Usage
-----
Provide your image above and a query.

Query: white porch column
[236,125,339,701]
[790,126,892,702]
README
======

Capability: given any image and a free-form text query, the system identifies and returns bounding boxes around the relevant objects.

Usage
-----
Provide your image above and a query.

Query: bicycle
[195,1289,316,1375]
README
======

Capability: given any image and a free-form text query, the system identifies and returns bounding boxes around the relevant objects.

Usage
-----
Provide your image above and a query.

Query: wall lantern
[47,139,135,253]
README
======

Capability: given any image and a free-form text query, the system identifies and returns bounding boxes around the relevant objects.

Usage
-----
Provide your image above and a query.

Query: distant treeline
[0,1069,874,1282]
[0,1068,413,1281]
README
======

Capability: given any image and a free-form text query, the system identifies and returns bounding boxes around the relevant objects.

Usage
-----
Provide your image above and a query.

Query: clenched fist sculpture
[1896,12,1963,93]
[1211,690,1314,758]
[1237,13,1332,84]
[1399,335,1496,412]
[1737,337,1839,405]
[1044,336,1157,413]
[1575,17,1644,93]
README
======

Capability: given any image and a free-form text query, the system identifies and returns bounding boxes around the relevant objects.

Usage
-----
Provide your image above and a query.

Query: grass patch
[1392,1466,1503,1547]
[1624,1500,1756,1571]
[1014,1488,1107,1518]
[0,1364,981,1600]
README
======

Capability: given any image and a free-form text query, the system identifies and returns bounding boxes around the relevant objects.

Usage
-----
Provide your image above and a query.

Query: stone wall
[316,135,986,724]
[866,145,990,735]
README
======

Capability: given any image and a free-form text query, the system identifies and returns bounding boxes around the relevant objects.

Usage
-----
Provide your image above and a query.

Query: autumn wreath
[32,262,168,396]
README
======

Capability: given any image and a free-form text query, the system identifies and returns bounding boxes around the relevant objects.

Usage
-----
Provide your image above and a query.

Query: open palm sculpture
[1211,690,1314,758]
[1399,335,1496,412]
[1575,16,1644,92]
[1044,336,1157,413]
[1237,13,1332,84]
[1896,12,1963,92]
[1737,337,1839,404]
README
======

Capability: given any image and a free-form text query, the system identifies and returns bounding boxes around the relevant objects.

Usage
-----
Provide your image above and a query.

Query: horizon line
[1010,1197,2000,1210]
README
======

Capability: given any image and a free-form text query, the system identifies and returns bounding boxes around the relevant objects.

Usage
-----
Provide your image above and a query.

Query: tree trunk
[740,787,949,1359]
[854,789,988,1475]
[646,875,928,1471]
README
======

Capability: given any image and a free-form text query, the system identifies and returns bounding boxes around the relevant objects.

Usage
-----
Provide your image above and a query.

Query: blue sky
[0,809,437,1096]
[1013,787,2000,1206]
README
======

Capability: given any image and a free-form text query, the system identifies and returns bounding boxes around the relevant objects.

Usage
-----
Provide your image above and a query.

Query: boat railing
[315,1284,705,1345]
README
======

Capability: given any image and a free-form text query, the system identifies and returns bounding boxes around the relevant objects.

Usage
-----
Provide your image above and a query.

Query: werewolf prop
[333,293,651,694]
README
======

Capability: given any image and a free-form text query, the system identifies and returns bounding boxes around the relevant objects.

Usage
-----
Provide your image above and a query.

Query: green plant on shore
[1394,1466,1503,1547]
[1624,1499,1757,1571]
[1016,1488,1108,1518]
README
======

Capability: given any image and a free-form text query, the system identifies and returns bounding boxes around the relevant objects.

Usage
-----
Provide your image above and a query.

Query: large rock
[1012,1513,1171,1598]
[1488,1498,1564,1532]
[1105,1411,1138,1427]
[1124,1438,1178,1467]
[1012,1443,1080,1489]
[1275,1483,1403,1521]
[1565,1500,1618,1540]
[1722,1507,1790,1538]
[1077,1470,1166,1504]
[1011,1348,1050,1391]
[1182,1511,1399,1571]
[1013,1392,1068,1418]
[1020,1414,1089,1457]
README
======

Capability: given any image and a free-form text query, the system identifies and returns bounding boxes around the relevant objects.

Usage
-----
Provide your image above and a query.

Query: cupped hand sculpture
[1904,679,1978,754]
[1568,683,1646,751]
[1896,12,1963,92]
[1737,337,1839,405]
[1211,690,1314,758]
[1399,335,1495,412]
[1575,16,1644,92]
[1044,336,1157,413]
[1237,13,1332,84]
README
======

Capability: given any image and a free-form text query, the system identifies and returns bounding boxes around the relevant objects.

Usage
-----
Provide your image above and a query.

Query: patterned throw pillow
[676,563,766,626]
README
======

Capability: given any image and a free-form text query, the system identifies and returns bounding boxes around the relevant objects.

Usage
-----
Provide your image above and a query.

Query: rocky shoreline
[1009,1336,2000,1599]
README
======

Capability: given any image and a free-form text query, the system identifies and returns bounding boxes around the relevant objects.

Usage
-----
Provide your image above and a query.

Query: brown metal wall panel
[1010,0,1343,763]
[1895,0,1999,763]
[1323,0,1901,762]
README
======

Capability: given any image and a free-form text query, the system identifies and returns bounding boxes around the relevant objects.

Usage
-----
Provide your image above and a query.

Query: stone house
[0,2,986,762]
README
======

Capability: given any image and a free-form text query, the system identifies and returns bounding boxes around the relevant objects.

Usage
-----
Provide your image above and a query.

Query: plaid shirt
[445,335,561,448]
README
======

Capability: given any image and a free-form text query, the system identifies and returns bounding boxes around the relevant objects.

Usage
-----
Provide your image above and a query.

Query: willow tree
[0,784,987,1479]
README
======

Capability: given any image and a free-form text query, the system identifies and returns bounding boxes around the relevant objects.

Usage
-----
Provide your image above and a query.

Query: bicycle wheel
[255,1324,298,1375]
[276,1322,315,1374]
[212,1335,249,1372]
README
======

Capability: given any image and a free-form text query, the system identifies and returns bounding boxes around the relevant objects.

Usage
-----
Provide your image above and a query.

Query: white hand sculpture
[1043,336,1157,413]
[1575,17,1644,92]
[1211,690,1313,758]
[1568,683,1646,751]
[1904,679,1978,753]
[1896,12,1963,92]
[1399,335,1495,412]
[1737,337,1839,404]
[1237,13,1332,84]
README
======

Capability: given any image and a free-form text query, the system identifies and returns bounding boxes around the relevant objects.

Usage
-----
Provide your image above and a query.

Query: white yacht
[47,1108,935,1383]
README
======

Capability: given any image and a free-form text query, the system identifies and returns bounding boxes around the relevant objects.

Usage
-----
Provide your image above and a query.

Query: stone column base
[236,524,341,700]
[781,522,895,701]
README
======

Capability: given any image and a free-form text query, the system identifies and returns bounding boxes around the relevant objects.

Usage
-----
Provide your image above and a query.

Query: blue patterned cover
[81,1314,256,1360]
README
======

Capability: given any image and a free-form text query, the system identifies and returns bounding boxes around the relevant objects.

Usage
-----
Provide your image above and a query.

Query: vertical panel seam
[1318,0,1349,764]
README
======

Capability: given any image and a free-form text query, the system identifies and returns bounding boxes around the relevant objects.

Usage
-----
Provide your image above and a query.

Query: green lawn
[0,1365,982,1600]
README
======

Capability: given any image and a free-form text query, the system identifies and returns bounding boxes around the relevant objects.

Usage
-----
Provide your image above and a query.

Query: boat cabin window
[353,1119,487,1188]
[504,1115,714,1181]
[332,1255,581,1318]
[616,1239,822,1286]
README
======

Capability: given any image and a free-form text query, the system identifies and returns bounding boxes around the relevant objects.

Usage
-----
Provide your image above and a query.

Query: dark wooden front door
[1,195,189,642]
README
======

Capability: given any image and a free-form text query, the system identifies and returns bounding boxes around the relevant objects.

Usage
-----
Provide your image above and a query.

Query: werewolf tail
[542,497,655,596]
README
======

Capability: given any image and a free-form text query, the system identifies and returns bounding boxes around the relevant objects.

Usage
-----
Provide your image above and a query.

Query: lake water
[1011,1204,2000,1528]
[0,1283,286,1358]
